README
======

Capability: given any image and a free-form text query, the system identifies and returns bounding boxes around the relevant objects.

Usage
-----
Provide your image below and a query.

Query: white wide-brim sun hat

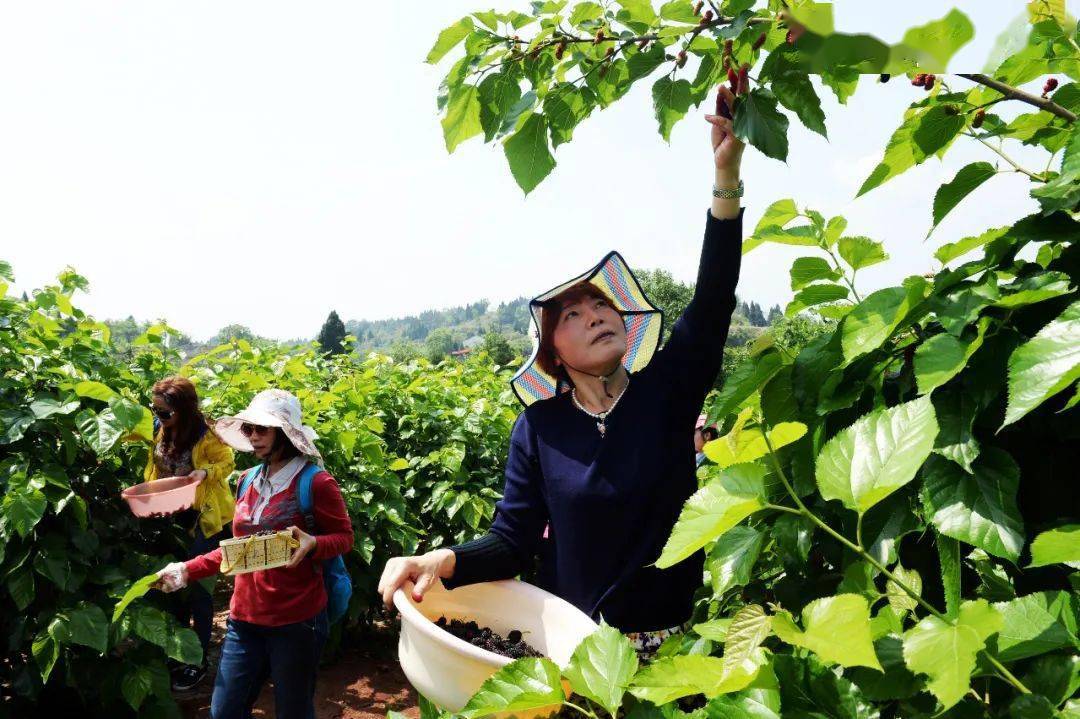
[215,389,321,459]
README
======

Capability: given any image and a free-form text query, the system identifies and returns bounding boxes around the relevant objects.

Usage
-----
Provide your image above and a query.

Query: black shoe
[171,663,207,692]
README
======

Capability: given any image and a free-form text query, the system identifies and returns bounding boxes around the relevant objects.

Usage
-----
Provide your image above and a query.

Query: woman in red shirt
[155,389,353,719]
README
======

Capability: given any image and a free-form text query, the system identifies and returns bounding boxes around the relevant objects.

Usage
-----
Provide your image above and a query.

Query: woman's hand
[378,549,456,610]
[284,525,317,569]
[705,85,745,178]
[187,469,208,483]
[151,562,189,593]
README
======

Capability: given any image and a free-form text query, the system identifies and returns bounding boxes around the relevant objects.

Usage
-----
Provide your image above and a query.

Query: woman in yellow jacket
[145,375,235,692]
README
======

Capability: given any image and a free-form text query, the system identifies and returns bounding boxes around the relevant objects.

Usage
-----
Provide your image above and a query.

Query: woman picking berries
[154,389,353,719]
[379,85,746,660]
[143,376,236,691]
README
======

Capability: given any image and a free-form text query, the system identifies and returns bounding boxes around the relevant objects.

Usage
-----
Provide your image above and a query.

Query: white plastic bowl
[394,579,598,718]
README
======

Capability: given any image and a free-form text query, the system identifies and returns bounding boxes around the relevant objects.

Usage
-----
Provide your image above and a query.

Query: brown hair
[535,282,619,379]
[152,376,207,457]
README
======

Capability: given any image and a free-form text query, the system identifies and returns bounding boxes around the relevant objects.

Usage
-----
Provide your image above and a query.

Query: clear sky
[0,1,1071,341]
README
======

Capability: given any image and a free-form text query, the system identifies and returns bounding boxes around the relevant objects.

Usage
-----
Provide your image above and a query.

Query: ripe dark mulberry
[911,73,926,87]
[752,32,767,50]
[879,73,890,83]
[700,10,713,24]
[716,90,732,120]
[972,108,986,128]
[924,74,935,90]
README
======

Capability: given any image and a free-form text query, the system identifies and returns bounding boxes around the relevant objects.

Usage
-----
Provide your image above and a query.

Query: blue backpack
[238,462,352,624]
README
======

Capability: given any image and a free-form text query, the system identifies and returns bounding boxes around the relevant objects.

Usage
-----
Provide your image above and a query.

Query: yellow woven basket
[219,531,299,576]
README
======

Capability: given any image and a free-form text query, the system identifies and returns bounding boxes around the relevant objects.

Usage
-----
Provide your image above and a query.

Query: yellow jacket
[144,427,236,538]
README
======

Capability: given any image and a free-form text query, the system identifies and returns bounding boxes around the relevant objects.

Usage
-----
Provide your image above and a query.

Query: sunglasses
[240,423,272,438]
[153,408,175,421]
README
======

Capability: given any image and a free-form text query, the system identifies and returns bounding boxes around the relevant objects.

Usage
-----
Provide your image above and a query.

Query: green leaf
[618,0,657,26]
[704,422,806,469]
[930,162,996,235]
[2,487,47,537]
[840,281,926,363]
[564,623,638,717]
[857,109,924,197]
[993,591,1079,662]
[652,77,693,142]
[655,478,765,569]
[73,380,117,402]
[503,113,556,195]
[707,526,765,596]
[693,618,731,643]
[733,89,789,162]
[52,602,108,653]
[29,395,80,419]
[479,72,524,142]
[721,605,772,679]
[772,654,875,719]
[1020,652,1080,706]
[1031,125,1080,213]
[630,655,759,704]
[887,565,922,615]
[932,386,981,472]
[427,17,474,64]
[8,568,35,611]
[1028,524,1080,568]
[0,409,35,444]
[772,594,881,670]
[76,408,126,455]
[914,319,990,395]
[815,395,938,514]
[787,1,834,35]
[442,85,483,153]
[32,629,59,683]
[789,257,840,291]
[659,0,698,23]
[912,104,965,158]
[898,9,975,72]
[461,658,565,718]
[786,283,849,317]
[902,599,1003,710]
[934,225,1009,265]
[112,573,158,623]
[121,662,167,710]
[992,271,1074,309]
[752,199,798,236]
[837,236,888,271]
[937,533,963,620]
[710,352,783,422]
[545,85,593,148]
[1003,299,1080,427]
[922,449,1024,561]
[771,73,827,138]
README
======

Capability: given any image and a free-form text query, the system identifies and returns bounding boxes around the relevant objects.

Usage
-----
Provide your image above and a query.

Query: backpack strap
[296,462,322,535]
[237,465,264,498]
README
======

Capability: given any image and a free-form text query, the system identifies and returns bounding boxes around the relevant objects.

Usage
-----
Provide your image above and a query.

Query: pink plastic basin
[121,476,201,517]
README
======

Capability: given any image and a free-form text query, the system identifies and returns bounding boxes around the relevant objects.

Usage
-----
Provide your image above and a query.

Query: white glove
[156,562,189,593]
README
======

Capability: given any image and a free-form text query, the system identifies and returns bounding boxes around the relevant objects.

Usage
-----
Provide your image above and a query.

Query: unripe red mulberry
[701,9,713,24]
[727,66,739,94]
[723,39,733,58]
[1043,77,1059,96]
[738,63,749,95]
[924,74,935,90]
[605,46,615,59]
[594,29,605,44]
[785,29,795,43]
[752,32,767,50]
[693,0,704,15]
[911,73,926,87]
[638,38,649,50]
[676,50,688,68]
[972,108,985,128]
[555,40,567,60]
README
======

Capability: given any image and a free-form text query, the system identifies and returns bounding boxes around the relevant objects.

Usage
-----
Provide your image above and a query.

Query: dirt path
[178,609,419,719]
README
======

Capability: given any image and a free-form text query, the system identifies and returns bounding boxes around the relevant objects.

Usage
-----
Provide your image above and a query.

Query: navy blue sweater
[445,208,744,632]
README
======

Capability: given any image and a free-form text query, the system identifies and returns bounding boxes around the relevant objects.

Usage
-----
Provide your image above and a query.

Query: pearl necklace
[571,376,630,437]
